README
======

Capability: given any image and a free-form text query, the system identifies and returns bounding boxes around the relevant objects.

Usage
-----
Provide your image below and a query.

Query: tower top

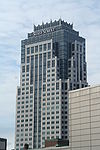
[33,19,73,31]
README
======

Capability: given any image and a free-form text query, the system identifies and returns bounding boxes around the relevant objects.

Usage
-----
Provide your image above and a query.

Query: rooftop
[34,19,73,31]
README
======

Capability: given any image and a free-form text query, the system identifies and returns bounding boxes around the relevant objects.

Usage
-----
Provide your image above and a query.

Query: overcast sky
[0,0,100,149]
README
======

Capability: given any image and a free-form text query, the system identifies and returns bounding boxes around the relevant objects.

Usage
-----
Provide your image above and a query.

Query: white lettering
[33,27,56,36]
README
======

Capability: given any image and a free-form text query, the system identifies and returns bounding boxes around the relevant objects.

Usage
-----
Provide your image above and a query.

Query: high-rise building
[15,19,88,150]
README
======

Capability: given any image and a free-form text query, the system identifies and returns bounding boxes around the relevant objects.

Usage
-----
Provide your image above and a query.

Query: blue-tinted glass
[31,47,34,53]
[43,44,46,51]
[48,43,51,50]
[22,66,25,72]
[52,60,55,67]
[26,65,29,72]
[39,45,42,52]
[27,47,30,54]
[27,56,30,63]
[47,61,50,68]
[48,52,51,59]
[35,46,38,53]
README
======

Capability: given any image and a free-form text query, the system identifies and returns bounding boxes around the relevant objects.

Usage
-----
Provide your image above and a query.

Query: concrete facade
[69,85,100,150]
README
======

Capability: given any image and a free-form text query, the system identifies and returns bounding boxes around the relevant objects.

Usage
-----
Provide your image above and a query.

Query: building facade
[15,19,87,150]
[69,85,100,150]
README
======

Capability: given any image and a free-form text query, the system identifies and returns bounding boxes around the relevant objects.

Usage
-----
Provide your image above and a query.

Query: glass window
[26,65,29,72]
[47,102,50,105]
[56,83,59,90]
[22,66,25,73]
[31,47,34,53]
[56,111,59,114]
[27,56,30,63]
[52,92,55,95]
[35,46,38,53]
[47,93,50,96]
[47,61,50,68]
[56,92,59,95]
[30,87,33,94]
[27,47,30,54]
[47,88,50,91]
[43,85,46,91]
[48,52,51,59]
[65,83,67,90]
[18,88,21,95]
[56,101,59,104]
[52,60,55,67]
[43,44,46,51]
[48,43,51,50]
[39,45,42,52]
[56,106,59,109]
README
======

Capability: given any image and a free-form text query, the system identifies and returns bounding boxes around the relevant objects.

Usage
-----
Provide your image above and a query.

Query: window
[22,66,25,73]
[30,87,33,93]
[56,101,59,104]
[56,121,59,124]
[56,126,59,129]
[52,74,55,76]
[56,83,59,90]
[31,47,34,53]
[52,78,55,81]
[39,45,42,52]
[52,60,55,67]
[43,44,46,51]
[47,102,50,105]
[56,106,59,109]
[27,47,30,54]
[51,116,54,119]
[47,61,50,68]
[47,88,50,91]
[51,102,54,105]
[51,131,54,134]
[51,126,54,129]
[27,56,30,63]
[48,52,51,59]
[56,92,59,95]
[47,112,50,115]
[35,46,38,53]
[52,92,55,95]
[18,88,21,95]
[52,111,54,114]
[26,65,29,72]
[43,85,46,91]
[47,93,50,96]
[48,43,51,50]
[56,116,59,119]
[47,97,50,100]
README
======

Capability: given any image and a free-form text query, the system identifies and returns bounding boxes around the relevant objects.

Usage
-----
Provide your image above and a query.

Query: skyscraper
[15,19,88,150]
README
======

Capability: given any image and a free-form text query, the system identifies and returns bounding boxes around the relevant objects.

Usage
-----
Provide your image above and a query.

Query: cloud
[0,0,100,149]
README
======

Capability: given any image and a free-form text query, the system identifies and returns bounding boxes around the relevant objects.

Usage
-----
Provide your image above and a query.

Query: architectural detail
[15,19,87,150]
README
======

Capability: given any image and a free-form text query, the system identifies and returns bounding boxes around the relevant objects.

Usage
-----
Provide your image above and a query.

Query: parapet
[34,19,73,31]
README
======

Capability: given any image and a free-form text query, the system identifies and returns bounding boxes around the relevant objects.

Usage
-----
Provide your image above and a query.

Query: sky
[0,0,100,149]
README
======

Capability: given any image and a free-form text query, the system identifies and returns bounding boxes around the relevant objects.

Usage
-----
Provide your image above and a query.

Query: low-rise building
[69,85,100,150]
